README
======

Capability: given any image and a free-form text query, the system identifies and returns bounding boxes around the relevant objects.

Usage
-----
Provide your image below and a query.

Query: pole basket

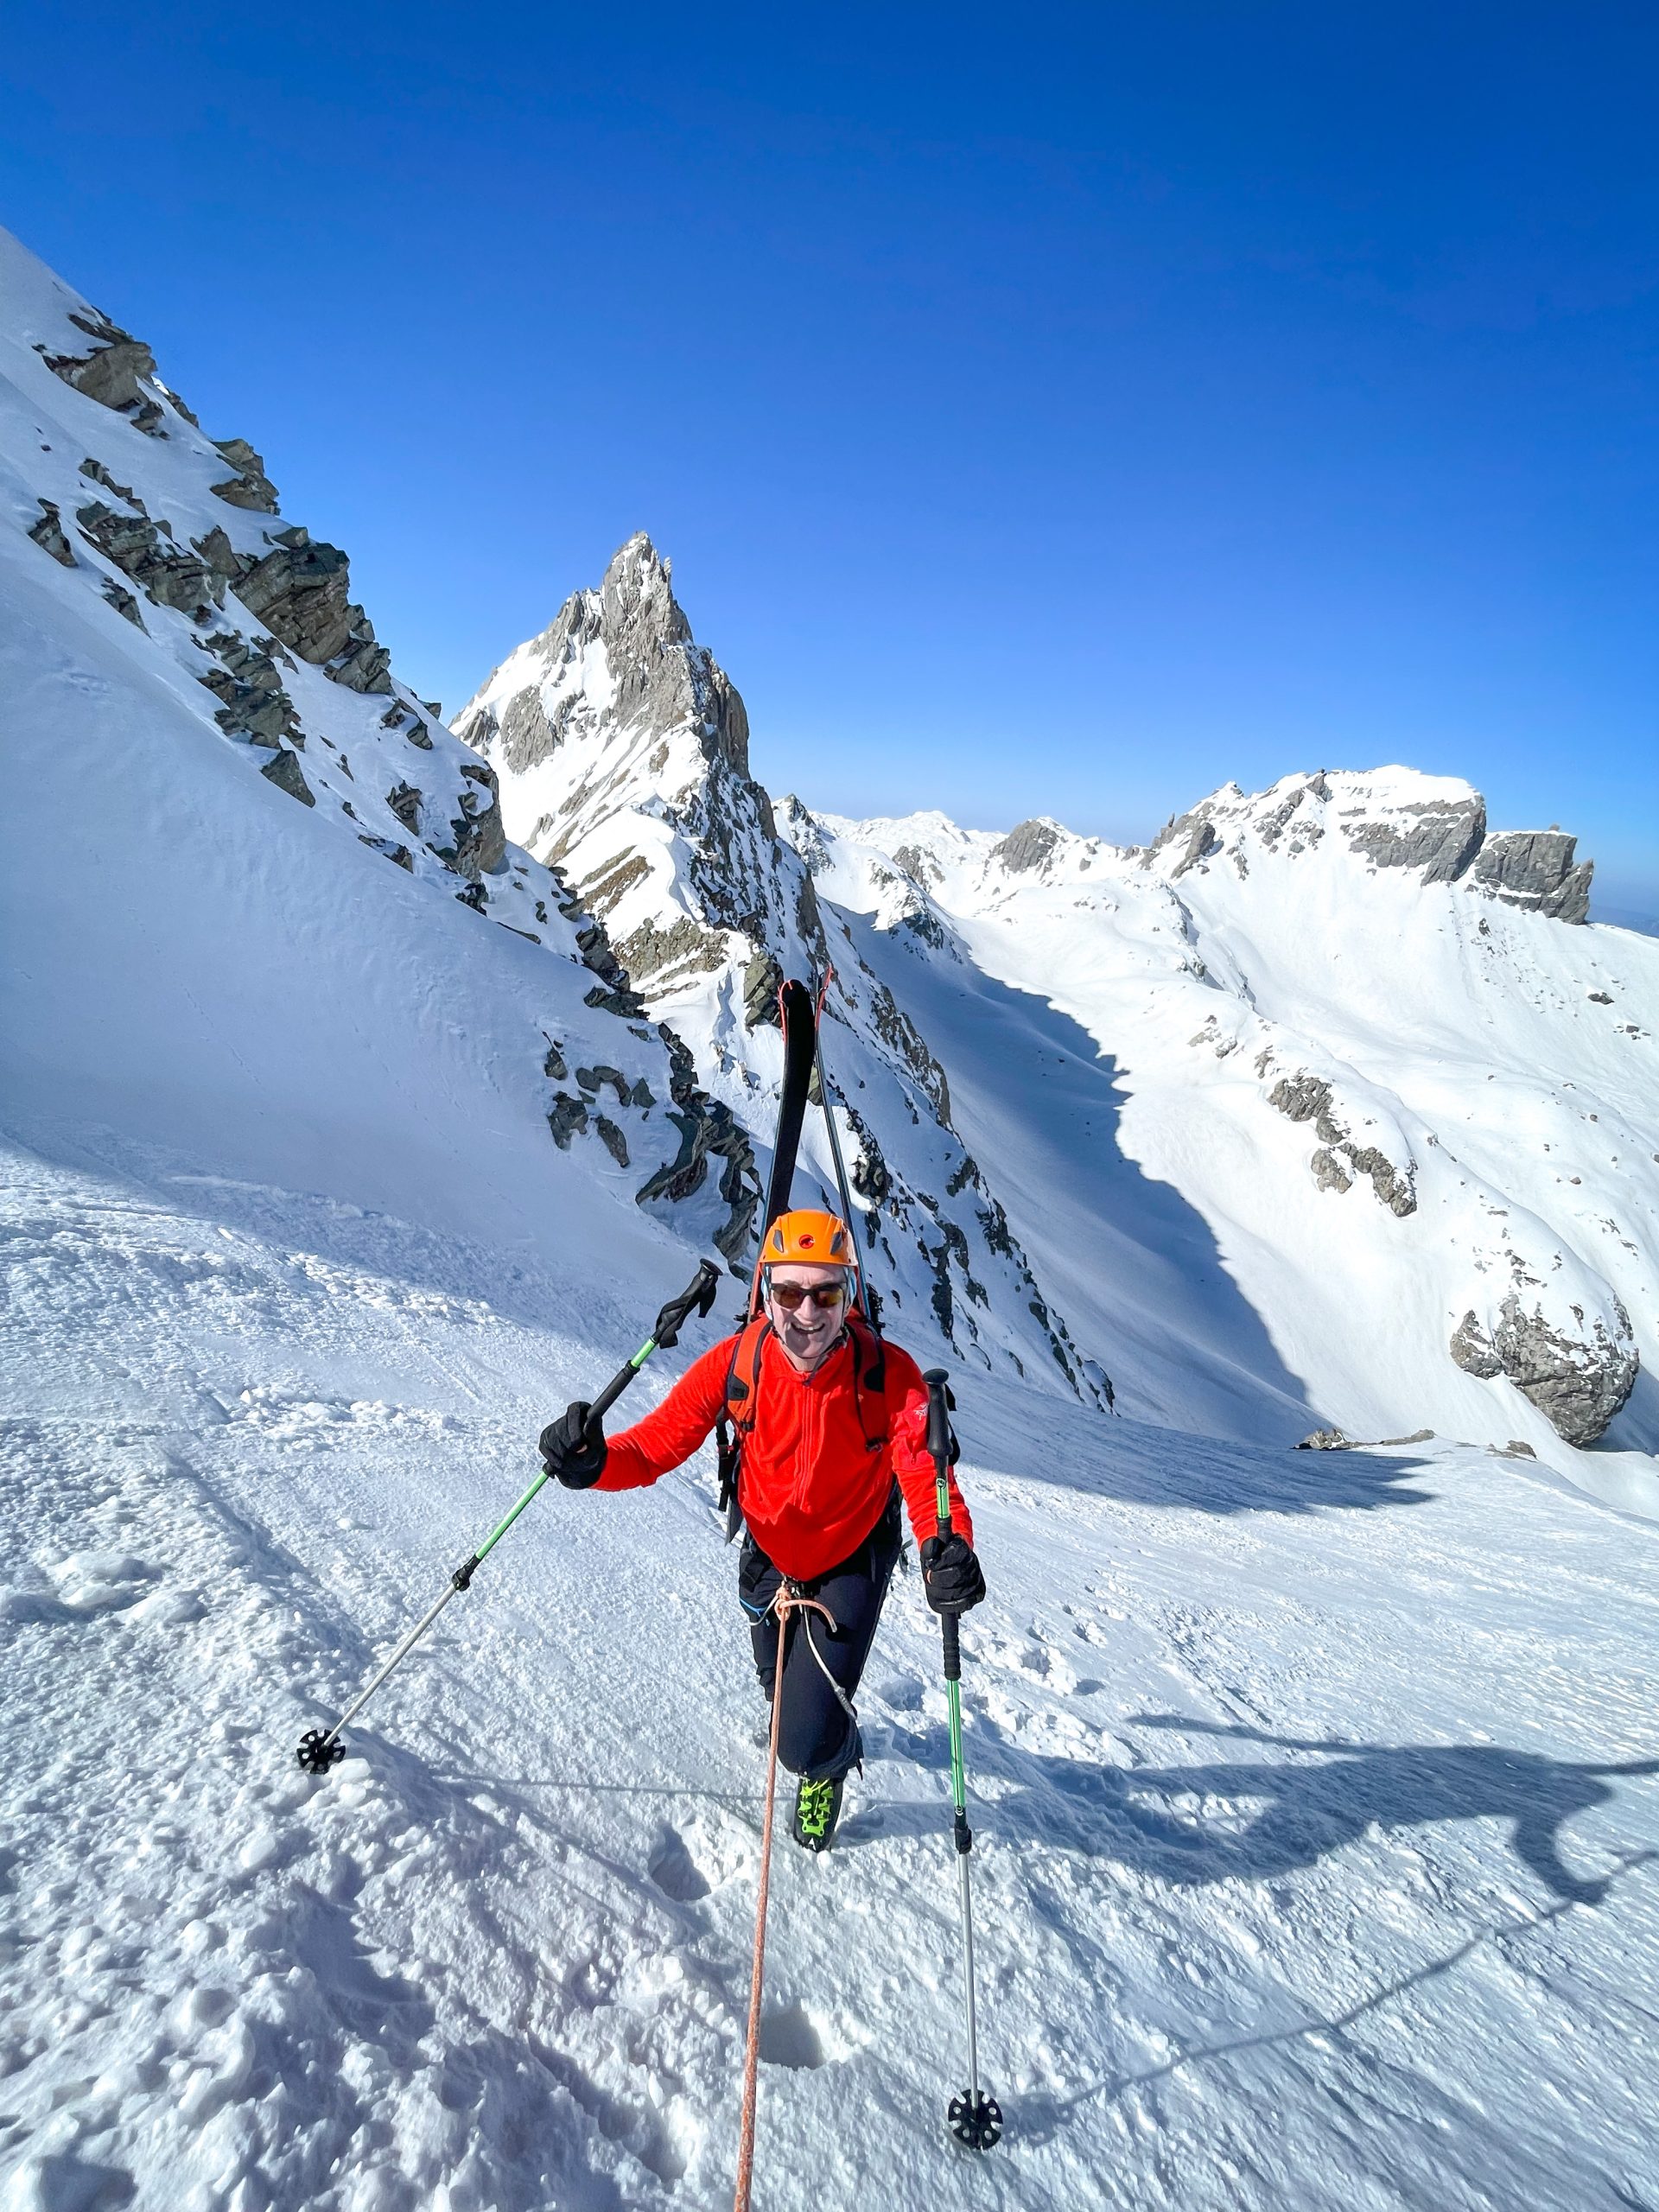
[948,2090,1003,2151]
[296,1728,347,1775]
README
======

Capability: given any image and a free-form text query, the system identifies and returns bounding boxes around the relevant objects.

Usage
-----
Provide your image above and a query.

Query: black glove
[538,1402,607,1489]
[920,1530,985,1615]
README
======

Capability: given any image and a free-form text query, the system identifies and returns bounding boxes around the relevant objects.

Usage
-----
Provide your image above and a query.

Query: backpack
[715,1311,887,1544]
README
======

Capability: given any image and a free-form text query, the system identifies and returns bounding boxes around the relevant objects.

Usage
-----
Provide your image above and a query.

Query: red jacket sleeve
[596,1338,733,1491]
[887,1349,975,1548]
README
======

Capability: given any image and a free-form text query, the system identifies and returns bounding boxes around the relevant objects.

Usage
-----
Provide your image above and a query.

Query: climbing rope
[733,1584,840,2212]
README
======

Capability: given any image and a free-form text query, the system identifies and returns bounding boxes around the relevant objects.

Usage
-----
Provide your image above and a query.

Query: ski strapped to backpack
[715,970,888,1541]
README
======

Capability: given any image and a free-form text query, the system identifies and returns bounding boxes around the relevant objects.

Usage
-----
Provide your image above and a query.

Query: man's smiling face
[765,1263,850,1371]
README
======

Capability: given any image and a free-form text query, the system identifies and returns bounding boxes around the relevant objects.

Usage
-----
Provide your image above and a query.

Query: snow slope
[4,1135,1658,2210]
[3,225,1658,2211]
[780,778,1659,1510]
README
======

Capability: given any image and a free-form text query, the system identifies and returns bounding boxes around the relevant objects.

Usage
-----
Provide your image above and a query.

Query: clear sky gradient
[5,4,1656,914]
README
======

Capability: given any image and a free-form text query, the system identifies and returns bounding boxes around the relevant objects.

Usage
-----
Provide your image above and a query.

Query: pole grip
[941,1611,962,1681]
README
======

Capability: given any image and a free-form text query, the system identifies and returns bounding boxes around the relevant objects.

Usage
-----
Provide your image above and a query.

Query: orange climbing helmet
[761,1208,853,1267]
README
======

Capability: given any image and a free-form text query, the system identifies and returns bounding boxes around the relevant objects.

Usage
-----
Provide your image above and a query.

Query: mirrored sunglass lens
[772,1282,846,1309]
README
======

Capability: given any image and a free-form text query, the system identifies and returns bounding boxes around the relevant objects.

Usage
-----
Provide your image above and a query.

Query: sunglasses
[766,1280,849,1311]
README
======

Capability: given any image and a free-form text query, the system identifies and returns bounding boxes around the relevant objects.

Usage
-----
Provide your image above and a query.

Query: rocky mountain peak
[456,533,748,790]
[1138,766,1593,922]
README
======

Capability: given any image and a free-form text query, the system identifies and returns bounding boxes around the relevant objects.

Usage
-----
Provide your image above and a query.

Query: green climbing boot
[791,1774,844,1853]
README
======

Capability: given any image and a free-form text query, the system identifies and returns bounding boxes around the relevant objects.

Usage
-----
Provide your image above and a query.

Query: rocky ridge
[456,538,1110,1399]
[1,227,767,1267]
[773,771,1651,1461]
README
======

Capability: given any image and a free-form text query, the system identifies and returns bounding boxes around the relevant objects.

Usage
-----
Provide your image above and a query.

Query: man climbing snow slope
[538,1209,986,1852]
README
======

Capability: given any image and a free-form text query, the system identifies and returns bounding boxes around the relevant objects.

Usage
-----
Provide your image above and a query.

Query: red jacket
[599,1326,973,1580]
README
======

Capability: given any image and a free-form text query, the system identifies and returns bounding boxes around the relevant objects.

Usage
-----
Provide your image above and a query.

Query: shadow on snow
[848,1712,1659,1911]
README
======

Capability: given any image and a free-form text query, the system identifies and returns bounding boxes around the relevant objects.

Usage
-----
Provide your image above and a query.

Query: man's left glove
[920,1530,986,1615]
[538,1402,607,1490]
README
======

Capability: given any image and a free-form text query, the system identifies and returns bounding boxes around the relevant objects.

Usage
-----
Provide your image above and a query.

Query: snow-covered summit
[1137,765,1593,923]
[780,768,1653,1492]
[457,545,1112,1402]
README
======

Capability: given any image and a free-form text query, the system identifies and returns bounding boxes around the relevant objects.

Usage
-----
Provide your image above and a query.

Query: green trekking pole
[923,1367,1001,2152]
[296,1258,721,1775]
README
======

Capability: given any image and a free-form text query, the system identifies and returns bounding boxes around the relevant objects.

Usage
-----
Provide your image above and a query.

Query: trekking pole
[923,1368,1002,2152]
[296,1258,722,1775]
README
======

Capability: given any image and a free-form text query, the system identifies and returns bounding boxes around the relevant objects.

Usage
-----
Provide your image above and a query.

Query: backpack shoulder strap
[852,1309,887,1394]
[716,1318,771,1541]
[845,1312,889,1451]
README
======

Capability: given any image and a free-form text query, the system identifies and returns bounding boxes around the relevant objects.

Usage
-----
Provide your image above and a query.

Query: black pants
[738,1488,903,1783]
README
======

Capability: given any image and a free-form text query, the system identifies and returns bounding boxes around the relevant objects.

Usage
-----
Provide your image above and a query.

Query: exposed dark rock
[79,457,135,501]
[992,819,1060,874]
[635,1095,761,1263]
[543,1039,569,1080]
[386,782,423,836]
[499,686,556,769]
[1310,1147,1353,1194]
[1499,1440,1537,1459]
[1269,1074,1415,1216]
[76,500,218,617]
[29,501,75,566]
[100,578,143,628]
[40,310,158,416]
[867,983,950,1122]
[1297,1427,1352,1450]
[1343,794,1486,883]
[209,436,280,513]
[196,633,299,745]
[595,1116,630,1168]
[575,1065,631,1106]
[629,1077,655,1108]
[190,525,243,586]
[232,538,387,690]
[547,1094,589,1148]
[357,836,414,871]
[1450,1296,1637,1445]
[585,982,651,1019]
[843,1099,893,1207]
[1144,805,1222,876]
[578,849,652,918]
[258,747,315,806]
[437,763,506,880]
[1171,820,1220,876]
[1269,1074,1333,1125]
[1471,831,1593,925]
[743,948,785,1029]
[892,842,943,887]
[615,912,728,990]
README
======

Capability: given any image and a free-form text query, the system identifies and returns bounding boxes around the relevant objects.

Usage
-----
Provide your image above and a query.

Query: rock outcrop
[1342,791,1486,882]
[232,533,391,693]
[209,437,280,514]
[1451,1295,1637,1446]
[39,309,168,432]
[1471,831,1593,925]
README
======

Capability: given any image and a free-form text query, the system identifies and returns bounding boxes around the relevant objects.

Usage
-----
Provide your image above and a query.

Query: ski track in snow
[4,1137,1657,2212]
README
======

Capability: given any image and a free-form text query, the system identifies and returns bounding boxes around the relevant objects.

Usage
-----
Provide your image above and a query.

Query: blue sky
[6,4,1656,913]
